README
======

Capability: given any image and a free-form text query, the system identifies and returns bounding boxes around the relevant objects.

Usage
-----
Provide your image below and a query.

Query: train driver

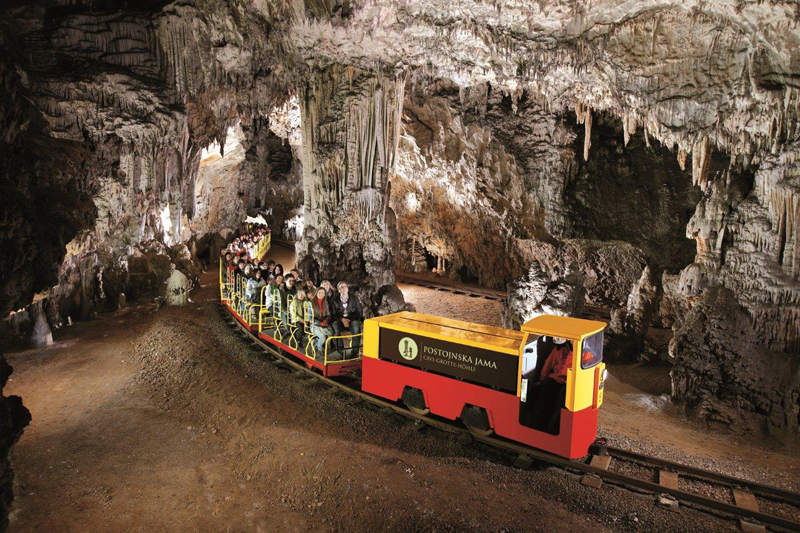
[529,337,573,434]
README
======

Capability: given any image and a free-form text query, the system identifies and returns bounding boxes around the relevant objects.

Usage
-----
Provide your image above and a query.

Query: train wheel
[408,405,430,416]
[465,423,494,438]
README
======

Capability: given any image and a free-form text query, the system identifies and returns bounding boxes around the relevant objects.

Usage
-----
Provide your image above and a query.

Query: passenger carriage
[361,312,607,459]
[220,236,363,378]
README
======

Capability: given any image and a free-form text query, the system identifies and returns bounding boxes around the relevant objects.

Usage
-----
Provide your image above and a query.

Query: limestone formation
[165,268,190,306]
[295,66,406,315]
[670,287,800,434]
[30,301,53,348]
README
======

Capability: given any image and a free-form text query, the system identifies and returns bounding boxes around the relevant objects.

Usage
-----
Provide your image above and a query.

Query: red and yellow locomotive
[362,312,606,459]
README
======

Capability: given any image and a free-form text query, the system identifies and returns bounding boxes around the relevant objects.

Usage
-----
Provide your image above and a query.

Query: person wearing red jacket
[531,337,573,434]
[539,340,572,384]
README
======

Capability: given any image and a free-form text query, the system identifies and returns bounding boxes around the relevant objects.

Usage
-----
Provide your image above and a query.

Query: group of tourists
[221,225,363,359]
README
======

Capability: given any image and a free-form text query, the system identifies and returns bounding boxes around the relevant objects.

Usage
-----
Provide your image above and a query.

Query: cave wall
[0,0,294,319]
[392,80,565,288]
[392,82,688,358]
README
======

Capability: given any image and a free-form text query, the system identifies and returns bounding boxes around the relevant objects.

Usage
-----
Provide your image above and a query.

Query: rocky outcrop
[0,357,31,531]
[670,287,800,434]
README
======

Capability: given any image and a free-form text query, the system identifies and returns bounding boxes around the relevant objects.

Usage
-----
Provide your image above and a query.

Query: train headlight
[602,369,608,382]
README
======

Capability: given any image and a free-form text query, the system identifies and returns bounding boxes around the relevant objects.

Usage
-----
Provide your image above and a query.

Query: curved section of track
[219,303,800,531]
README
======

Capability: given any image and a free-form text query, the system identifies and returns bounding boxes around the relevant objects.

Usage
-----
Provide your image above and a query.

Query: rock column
[296,66,406,315]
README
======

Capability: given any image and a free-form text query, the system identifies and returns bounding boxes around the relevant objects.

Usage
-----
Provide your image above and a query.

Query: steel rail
[607,446,800,506]
[219,303,800,531]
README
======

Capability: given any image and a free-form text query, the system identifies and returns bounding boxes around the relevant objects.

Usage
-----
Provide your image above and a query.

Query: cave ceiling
[1,0,799,315]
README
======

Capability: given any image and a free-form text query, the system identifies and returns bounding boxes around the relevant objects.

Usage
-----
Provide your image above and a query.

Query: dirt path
[3,250,793,530]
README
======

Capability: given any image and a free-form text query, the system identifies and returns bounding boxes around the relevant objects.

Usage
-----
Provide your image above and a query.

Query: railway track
[219,304,800,532]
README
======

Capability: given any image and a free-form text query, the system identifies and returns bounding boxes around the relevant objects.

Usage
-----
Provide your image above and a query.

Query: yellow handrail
[324,333,363,365]
[219,258,225,301]
[243,280,268,327]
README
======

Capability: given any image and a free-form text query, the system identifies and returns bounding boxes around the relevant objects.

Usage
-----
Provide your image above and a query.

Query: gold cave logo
[399,336,418,361]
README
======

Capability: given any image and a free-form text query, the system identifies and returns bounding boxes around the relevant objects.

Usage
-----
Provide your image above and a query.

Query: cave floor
[2,252,796,530]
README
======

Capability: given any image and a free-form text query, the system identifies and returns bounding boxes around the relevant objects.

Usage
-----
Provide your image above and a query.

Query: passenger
[289,269,301,284]
[311,287,333,357]
[321,279,335,300]
[304,279,316,293]
[233,259,246,279]
[270,274,284,314]
[330,281,363,352]
[279,274,298,326]
[267,260,276,276]
[288,290,308,346]
[246,270,266,303]
[274,264,284,278]
[529,337,573,434]
[262,277,274,314]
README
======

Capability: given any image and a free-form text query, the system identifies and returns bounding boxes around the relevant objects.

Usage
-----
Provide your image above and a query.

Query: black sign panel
[379,327,519,393]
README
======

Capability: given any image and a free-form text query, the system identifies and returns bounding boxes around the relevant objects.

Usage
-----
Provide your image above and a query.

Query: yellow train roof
[370,311,524,353]
[521,315,606,339]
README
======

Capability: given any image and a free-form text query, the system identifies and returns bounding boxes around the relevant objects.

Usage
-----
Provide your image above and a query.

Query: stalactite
[677,147,687,171]
[622,114,630,146]
[583,107,592,161]
[692,136,710,188]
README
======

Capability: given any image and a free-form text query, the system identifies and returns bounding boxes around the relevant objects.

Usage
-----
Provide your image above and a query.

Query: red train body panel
[224,303,361,378]
[361,356,598,459]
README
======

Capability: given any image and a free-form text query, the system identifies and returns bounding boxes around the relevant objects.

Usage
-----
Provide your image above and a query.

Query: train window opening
[521,336,540,380]
[519,336,572,435]
[581,331,604,369]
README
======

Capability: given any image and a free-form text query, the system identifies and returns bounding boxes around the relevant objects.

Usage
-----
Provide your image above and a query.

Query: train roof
[370,311,524,353]
[521,315,606,339]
